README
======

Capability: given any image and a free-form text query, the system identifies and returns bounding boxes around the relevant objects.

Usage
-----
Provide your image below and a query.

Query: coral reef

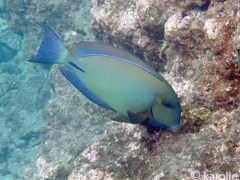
[1,0,240,179]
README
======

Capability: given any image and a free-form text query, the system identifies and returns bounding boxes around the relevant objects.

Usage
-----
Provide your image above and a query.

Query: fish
[29,24,181,130]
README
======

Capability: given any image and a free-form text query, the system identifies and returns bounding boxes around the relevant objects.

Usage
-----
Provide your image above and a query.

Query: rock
[0,42,17,63]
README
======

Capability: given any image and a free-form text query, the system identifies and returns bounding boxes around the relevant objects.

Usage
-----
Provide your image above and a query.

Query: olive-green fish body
[72,56,155,116]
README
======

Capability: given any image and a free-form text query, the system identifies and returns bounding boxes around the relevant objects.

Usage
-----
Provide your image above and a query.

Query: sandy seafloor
[0,0,240,179]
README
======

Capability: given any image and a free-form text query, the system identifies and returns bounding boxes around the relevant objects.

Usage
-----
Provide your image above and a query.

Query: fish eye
[156,97,173,108]
[162,102,173,108]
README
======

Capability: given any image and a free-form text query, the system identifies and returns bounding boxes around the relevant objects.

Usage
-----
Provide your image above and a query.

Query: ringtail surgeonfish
[29,24,181,130]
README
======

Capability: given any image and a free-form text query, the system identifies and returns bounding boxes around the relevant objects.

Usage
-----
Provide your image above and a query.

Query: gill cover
[150,98,181,130]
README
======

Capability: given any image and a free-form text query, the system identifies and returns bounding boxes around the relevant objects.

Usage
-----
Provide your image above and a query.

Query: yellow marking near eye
[156,97,162,104]
[71,44,77,54]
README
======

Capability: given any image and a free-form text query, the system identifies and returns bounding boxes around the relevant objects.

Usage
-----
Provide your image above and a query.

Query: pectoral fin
[127,108,174,130]
[127,109,151,124]
[112,109,152,125]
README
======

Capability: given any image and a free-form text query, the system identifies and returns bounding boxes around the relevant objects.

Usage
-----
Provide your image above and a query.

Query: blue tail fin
[29,24,68,64]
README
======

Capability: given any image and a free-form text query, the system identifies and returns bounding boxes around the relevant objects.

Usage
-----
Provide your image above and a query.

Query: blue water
[0,15,51,179]
[0,1,98,179]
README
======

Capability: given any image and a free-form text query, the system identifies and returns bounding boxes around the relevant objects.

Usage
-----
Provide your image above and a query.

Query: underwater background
[0,0,240,179]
